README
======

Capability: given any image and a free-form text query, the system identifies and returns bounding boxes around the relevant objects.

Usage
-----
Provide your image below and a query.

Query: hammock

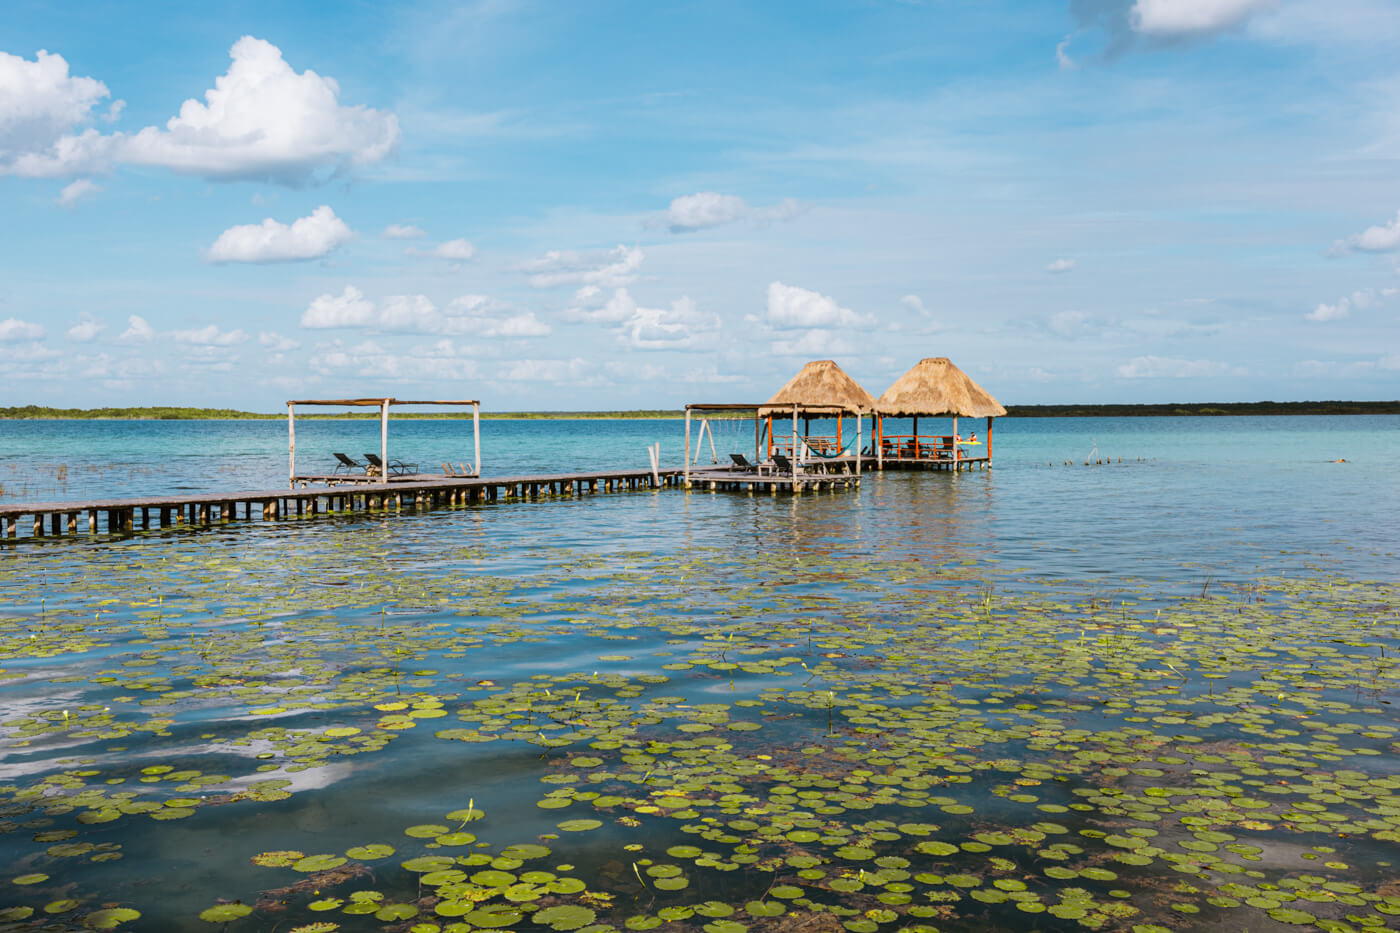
[801,439,857,460]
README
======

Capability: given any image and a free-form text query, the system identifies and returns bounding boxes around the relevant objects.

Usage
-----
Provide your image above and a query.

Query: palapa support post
[986,416,993,465]
[684,409,691,486]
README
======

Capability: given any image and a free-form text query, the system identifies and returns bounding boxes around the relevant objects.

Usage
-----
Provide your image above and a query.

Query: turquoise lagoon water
[0,415,1397,932]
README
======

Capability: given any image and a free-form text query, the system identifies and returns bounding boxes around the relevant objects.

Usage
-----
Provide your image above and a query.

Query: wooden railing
[879,434,958,460]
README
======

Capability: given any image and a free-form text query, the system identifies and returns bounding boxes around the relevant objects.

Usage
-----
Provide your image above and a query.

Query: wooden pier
[0,469,681,541]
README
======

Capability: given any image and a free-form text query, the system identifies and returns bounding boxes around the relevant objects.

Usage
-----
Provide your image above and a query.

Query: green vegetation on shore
[0,399,1396,420]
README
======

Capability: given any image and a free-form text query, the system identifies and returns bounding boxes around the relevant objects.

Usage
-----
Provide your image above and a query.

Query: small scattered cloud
[0,318,45,342]
[258,331,300,352]
[169,324,248,346]
[1130,0,1280,37]
[1062,0,1280,64]
[766,282,872,329]
[301,287,549,337]
[657,192,801,233]
[207,205,353,263]
[1056,34,1080,68]
[900,295,931,316]
[500,357,592,382]
[382,223,426,239]
[770,329,853,357]
[1330,209,1400,255]
[308,338,481,382]
[1048,310,1095,337]
[519,245,643,289]
[118,314,153,343]
[430,238,475,261]
[1046,258,1076,274]
[1115,355,1231,379]
[65,314,104,342]
[55,178,100,207]
[1305,287,1392,322]
[566,287,718,349]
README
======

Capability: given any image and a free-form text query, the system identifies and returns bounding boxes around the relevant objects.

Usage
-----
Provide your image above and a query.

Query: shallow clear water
[0,416,1397,932]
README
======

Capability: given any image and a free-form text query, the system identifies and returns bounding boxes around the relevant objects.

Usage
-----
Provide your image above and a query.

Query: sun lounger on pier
[333,453,365,474]
[364,453,418,476]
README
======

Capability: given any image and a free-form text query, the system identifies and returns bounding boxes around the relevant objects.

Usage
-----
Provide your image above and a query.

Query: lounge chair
[333,452,364,474]
[773,453,798,475]
[364,453,418,476]
[730,453,755,471]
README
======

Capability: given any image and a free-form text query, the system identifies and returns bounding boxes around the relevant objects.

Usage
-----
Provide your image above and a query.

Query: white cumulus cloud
[1046,258,1076,273]
[302,285,377,328]
[207,205,353,263]
[65,314,104,342]
[382,223,426,239]
[660,191,800,232]
[1131,0,1280,37]
[119,315,153,343]
[5,37,399,185]
[1331,209,1400,254]
[766,282,872,329]
[0,318,45,342]
[0,49,114,174]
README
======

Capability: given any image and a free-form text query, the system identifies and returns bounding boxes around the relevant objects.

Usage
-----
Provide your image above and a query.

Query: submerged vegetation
[0,513,1396,932]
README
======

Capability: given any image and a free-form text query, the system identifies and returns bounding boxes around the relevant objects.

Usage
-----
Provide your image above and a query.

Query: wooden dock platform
[0,469,681,540]
[685,466,861,493]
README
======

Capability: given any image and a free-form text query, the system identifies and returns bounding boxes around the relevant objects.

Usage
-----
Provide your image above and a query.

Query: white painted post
[473,402,481,475]
[791,404,799,483]
[856,410,862,476]
[287,402,296,487]
[380,399,390,487]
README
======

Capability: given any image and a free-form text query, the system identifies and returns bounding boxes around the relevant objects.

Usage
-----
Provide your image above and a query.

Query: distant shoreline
[1,400,1397,420]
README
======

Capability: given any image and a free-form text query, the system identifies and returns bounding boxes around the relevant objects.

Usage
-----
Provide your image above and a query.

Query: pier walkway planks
[0,469,681,540]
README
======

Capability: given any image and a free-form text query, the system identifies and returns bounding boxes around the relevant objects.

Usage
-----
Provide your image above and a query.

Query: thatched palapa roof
[759,360,876,415]
[876,357,1007,418]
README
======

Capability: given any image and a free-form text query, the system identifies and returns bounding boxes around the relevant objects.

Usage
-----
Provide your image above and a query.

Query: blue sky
[2,0,1398,410]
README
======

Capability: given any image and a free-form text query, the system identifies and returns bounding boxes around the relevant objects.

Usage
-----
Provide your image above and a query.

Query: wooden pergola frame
[286,397,481,487]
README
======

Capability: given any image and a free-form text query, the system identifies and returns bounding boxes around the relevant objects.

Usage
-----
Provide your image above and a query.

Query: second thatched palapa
[876,357,1006,418]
